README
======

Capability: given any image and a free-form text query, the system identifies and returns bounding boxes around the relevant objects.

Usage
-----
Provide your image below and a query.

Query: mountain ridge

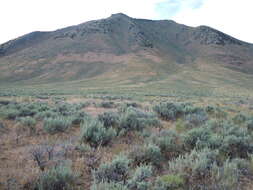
[1,13,251,57]
[0,13,253,91]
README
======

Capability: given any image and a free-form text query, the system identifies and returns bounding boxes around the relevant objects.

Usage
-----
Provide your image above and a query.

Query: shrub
[35,110,58,120]
[52,102,85,118]
[183,127,213,150]
[99,101,115,108]
[19,106,37,117]
[43,117,72,134]
[219,125,253,159]
[168,149,219,184]
[168,153,243,190]
[98,112,120,128]
[149,130,183,159]
[153,102,206,121]
[184,112,208,128]
[205,105,215,114]
[0,100,11,105]
[220,132,253,159]
[71,111,89,125]
[213,107,227,119]
[20,116,37,135]
[203,121,253,159]
[125,102,140,108]
[129,144,162,167]
[75,144,92,154]
[91,182,129,190]
[204,119,224,131]
[93,155,130,183]
[231,158,252,175]
[181,104,205,115]
[20,116,36,127]
[196,134,222,151]
[232,113,248,124]
[3,102,42,118]
[118,103,141,113]
[81,101,92,108]
[4,109,20,120]
[80,118,116,148]
[37,103,51,112]
[154,174,185,190]
[138,129,153,138]
[127,165,152,190]
[36,95,49,100]
[153,102,183,121]
[54,103,74,116]
[30,145,48,171]
[119,107,160,134]
[36,161,76,190]
[246,119,253,131]
[210,160,240,190]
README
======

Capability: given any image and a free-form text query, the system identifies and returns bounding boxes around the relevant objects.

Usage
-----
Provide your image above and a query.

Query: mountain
[1,13,253,95]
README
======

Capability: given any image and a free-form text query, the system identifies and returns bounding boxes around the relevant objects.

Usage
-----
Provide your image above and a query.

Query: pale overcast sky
[1,0,253,44]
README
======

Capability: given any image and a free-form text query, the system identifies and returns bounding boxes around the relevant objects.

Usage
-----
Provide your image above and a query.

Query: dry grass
[2,96,253,189]
[0,100,145,189]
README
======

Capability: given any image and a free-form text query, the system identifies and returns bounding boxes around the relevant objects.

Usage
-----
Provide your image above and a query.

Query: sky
[0,0,253,44]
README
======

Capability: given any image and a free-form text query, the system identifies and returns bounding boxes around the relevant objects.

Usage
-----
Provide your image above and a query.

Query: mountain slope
[0,13,253,94]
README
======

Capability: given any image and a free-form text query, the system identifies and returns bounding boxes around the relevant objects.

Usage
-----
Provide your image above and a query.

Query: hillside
[0,13,253,97]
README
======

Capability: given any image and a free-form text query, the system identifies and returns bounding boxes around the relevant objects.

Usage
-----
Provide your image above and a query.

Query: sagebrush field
[1,87,253,190]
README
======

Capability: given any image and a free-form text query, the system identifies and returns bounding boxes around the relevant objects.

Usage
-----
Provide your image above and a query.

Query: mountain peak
[110,13,130,18]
